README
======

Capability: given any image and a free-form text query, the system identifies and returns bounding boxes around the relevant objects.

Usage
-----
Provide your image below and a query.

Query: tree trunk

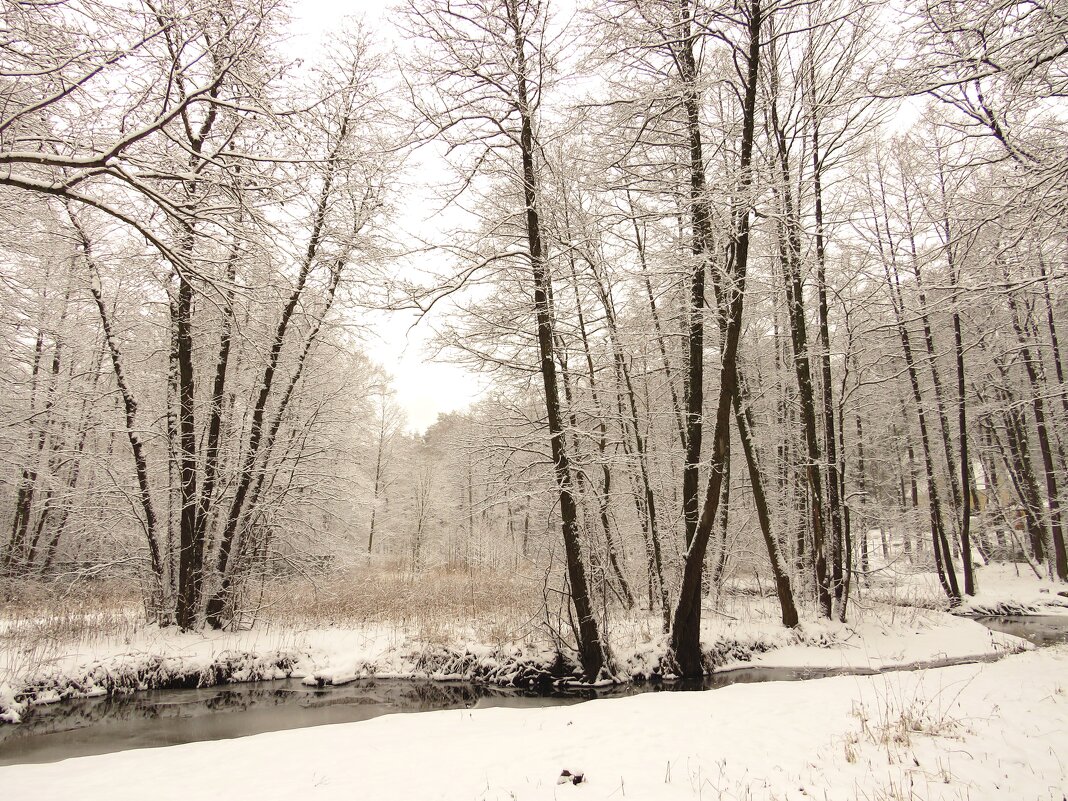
[677,0,711,553]
[735,374,799,626]
[874,199,960,602]
[768,66,832,615]
[207,261,345,627]
[941,198,975,595]
[1005,279,1068,580]
[77,222,164,588]
[809,65,846,618]
[670,0,763,678]
[565,246,635,610]
[856,414,869,577]
[207,120,351,625]
[626,188,687,451]
[509,2,610,679]
[4,327,47,573]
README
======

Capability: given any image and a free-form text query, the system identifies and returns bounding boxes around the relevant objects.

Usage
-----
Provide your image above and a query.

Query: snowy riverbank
[3,644,1064,800]
[0,603,1027,724]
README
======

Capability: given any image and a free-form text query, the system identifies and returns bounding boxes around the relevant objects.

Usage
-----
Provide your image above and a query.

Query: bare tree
[401,0,613,680]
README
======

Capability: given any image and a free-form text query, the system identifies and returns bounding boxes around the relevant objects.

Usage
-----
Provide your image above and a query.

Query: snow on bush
[2,650,302,722]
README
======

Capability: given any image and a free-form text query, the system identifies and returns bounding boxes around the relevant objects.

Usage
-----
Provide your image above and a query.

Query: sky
[285,1,486,434]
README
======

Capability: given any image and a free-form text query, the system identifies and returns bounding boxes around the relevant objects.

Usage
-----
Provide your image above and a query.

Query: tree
[1,2,398,627]
[366,380,405,556]
[402,0,613,680]
[670,0,770,677]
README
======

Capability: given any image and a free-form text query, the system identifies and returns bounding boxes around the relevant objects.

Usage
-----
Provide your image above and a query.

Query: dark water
[973,614,1068,647]
[1,615,1063,767]
[0,678,584,767]
[0,668,798,766]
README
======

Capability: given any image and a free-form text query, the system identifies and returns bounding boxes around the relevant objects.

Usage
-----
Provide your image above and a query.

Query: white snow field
[2,645,1065,801]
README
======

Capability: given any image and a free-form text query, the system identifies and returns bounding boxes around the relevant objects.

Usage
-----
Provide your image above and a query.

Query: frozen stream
[1,615,1064,767]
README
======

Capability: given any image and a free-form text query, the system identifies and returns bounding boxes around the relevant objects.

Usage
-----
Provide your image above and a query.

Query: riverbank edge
[0,609,1029,725]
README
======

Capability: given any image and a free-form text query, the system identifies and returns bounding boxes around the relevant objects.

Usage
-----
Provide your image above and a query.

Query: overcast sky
[286,0,486,434]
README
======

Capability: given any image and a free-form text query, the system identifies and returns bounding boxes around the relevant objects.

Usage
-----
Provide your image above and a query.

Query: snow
[751,609,1025,671]
[8,552,1053,723]
[0,602,1029,723]
[2,645,1065,800]
[955,562,1068,615]
[0,684,21,724]
[857,558,1068,616]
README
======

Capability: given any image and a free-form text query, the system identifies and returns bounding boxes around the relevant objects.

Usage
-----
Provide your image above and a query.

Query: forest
[1,1,1067,797]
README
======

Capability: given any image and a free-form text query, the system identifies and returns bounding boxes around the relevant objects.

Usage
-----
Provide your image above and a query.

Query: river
[1,614,1064,767]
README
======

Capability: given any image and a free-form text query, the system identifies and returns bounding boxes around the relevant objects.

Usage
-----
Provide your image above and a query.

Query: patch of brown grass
[259,564,542,641]
[0,577,144,682]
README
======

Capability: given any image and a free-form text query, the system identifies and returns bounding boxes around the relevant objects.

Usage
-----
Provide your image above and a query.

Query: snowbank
[751,607,1026,671]
[860,560,1068,615]
[954,562,1068,616]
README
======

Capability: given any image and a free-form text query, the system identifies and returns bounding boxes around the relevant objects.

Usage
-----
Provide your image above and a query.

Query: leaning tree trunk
[207,119,351,625]
[670,0,764,678]
[75,219,165,589]
[901,186,964,543]
[874,199,960,602]
[589,257,668,625]
[735,373,799,626]
[565,247,635,610]
[991,388,1048,563]
[626,188,687,450]
[207,257,348,627]
[509,5,611,680]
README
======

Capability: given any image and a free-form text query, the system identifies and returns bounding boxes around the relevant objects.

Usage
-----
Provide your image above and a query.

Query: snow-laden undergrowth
[1,649,302,724]
[304,624,838,689]
[0,622,843,723]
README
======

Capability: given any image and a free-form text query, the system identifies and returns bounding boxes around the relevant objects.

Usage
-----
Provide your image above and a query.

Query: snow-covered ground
[3,644,1064,800]
[857,556,1068,615]
[955,562,1068,615]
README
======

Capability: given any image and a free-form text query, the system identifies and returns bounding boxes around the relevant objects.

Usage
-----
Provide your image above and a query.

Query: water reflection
[974,615,1068,647]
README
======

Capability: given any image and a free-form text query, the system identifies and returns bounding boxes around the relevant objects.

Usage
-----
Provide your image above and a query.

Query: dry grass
[255,563,544,643]
[844,674,972,768]
[0,564,552,686]
[0,577,144,681]
[0,577,142,639]
[836,676,981,799]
